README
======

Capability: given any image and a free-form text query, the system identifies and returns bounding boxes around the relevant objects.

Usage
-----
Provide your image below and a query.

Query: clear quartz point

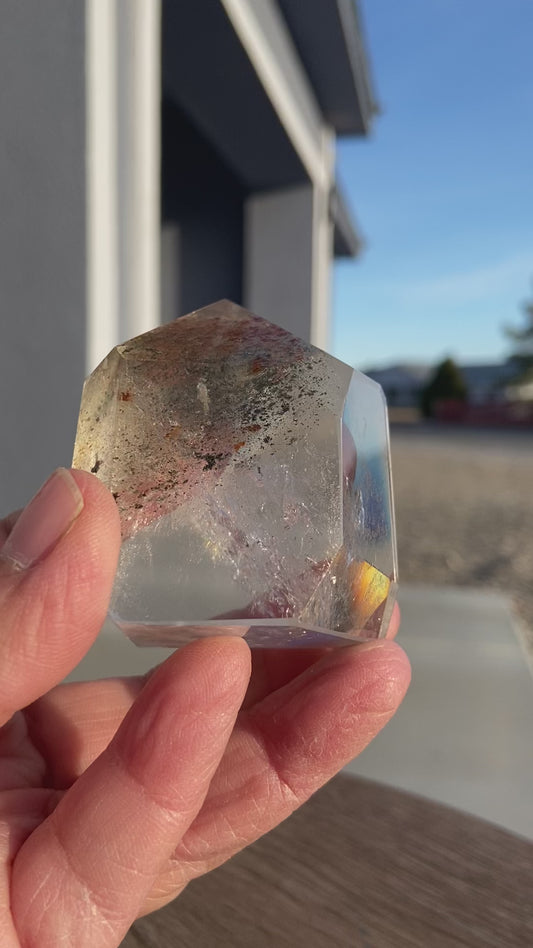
[73,300,398,648]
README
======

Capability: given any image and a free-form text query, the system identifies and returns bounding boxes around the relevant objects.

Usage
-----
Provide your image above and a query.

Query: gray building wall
[161,98,245,319]
[0,0,366,515]
[244,184,315,342]
[0,1,86,510]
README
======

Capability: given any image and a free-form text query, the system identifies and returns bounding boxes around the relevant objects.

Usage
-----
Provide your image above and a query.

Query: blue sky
[332,0,533,370]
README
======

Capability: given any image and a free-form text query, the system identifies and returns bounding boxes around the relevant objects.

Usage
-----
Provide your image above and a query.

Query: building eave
[330,185,363,258]
[277,0,379,136]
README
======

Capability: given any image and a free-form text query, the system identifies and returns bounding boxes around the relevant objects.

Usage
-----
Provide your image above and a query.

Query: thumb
[0,468,121,725]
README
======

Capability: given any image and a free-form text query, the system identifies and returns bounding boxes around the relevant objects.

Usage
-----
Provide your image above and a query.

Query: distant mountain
[363,364,432,407]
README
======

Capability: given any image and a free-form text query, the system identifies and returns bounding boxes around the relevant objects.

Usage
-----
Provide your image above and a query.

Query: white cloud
[391,251,533,306]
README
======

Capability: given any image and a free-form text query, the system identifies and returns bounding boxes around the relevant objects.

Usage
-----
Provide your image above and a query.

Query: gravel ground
[390,424,533,645]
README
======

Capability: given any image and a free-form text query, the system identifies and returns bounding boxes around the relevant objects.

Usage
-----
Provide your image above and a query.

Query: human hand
[0,469,410,947]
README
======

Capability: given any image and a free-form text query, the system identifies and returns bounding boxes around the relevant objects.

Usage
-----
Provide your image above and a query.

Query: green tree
[420,358,468,418]
[506,284,533,382]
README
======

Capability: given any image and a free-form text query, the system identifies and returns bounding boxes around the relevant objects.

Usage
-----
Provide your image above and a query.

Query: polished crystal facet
[73,300,397,648]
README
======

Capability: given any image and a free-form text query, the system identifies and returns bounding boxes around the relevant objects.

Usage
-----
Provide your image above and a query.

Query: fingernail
[1,469,84,570]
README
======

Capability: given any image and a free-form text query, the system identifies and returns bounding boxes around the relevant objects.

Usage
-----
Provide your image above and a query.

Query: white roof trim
[86,0,161,372]
[220,0,331,190]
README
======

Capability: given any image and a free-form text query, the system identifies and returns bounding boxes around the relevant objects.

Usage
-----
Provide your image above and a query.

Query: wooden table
[122,776,533,947]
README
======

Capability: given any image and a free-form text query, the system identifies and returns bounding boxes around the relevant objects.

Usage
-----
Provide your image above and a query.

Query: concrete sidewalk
[68,585,533,839]
[345,585,533,840]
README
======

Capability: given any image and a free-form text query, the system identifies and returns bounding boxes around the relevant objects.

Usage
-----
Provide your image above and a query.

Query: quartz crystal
[73,300,397,648]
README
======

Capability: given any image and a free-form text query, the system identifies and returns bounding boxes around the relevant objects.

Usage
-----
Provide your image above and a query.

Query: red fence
[434,400,533,427]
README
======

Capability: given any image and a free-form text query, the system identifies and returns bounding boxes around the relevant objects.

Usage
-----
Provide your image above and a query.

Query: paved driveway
[391,424,533,647]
